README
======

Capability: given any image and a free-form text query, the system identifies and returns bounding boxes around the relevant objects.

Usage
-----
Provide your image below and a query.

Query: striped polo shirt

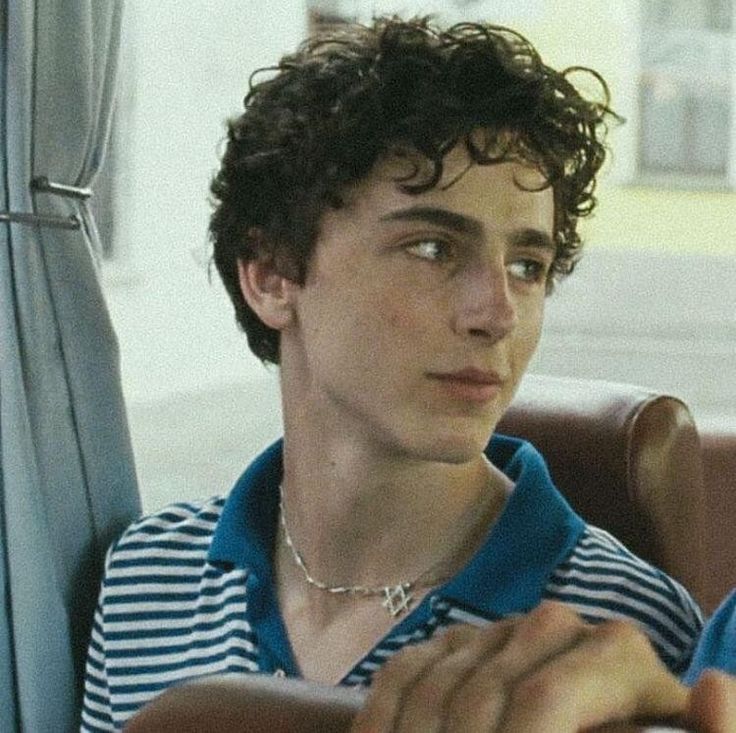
[81,436,704,732]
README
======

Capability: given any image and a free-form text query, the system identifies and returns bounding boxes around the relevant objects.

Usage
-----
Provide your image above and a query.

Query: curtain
[1,1,141,730]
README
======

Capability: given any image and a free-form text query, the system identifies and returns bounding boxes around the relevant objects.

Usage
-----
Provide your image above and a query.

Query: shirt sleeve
[682,590,736,685]
[543,525,705,675]
[80,549,116,732]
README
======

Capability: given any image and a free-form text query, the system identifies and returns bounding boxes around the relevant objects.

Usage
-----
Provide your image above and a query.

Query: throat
[279,483,452,613]
[276,455,511,592]
[272,455,513,682]
[274,521,440,684]
[277,582,434,685]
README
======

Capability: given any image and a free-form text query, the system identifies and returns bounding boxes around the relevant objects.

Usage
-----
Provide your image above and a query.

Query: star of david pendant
[382,584,413,617]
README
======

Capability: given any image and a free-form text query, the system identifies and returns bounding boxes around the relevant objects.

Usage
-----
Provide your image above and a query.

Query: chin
[409,430,492,465]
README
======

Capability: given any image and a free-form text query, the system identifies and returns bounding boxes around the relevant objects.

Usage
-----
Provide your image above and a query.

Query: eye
[405,238,455,263]
[507,258,550,284]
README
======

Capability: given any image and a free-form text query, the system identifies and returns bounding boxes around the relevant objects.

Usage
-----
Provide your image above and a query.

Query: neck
[277,412,511,594]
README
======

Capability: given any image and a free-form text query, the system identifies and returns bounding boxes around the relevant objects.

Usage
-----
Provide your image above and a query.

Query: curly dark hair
[210,16,619,364]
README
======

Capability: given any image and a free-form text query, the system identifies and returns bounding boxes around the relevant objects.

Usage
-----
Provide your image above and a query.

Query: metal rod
[31,176,92,200]
[0,211,82,230]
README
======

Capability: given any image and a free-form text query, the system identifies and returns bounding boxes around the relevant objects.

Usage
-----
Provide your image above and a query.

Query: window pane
[708,0,733,30]
[639,0,733,179]
[644,0,732,30]
[691,95,731,173]
[640,76,730,175]
[640,81,688,172]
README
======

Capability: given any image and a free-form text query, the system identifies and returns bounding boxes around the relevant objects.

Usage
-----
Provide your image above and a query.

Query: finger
[350,625,480,733]
[497,619,688,733]
[392,620,514,733]
[441,601,589,732]
[687,670,736,733]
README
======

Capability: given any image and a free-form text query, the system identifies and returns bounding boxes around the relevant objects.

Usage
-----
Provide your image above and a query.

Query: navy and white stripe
[544,526,702,670]
[81,436,704,731]
[81,500,702,732]
[82,500,258,732]
[343,527,702,684]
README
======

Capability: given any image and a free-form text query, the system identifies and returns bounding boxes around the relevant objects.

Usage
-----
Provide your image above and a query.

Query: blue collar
[437,436,584,615]
[209,438,284,581]
[209,435,584,619]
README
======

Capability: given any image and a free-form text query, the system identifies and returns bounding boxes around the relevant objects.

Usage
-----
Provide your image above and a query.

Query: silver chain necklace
[278,484,451,618]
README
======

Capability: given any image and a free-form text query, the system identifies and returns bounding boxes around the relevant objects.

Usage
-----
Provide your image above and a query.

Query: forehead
[331,144,554,233]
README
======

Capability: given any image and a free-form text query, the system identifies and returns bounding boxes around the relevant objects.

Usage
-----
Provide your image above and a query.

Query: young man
[81,17,704,732]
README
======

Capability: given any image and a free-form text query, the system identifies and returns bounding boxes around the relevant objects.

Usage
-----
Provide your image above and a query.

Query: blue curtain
[0,1,140,730]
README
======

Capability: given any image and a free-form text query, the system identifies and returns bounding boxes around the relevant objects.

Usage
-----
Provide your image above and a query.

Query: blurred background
[97,0,736,511]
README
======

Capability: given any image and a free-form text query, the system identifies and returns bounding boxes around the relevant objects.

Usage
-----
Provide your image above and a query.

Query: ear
[237,257,298,331]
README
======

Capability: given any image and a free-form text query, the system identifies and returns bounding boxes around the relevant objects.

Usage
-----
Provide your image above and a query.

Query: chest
[280,588,433,685]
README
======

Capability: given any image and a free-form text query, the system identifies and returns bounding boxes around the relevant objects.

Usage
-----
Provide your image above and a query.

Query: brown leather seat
[699,425,736,614]
[497,374,706,606]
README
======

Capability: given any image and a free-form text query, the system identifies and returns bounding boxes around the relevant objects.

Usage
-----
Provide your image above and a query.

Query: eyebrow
[379,206,484,238]
[380,206,555,252]
[509,228,556,253]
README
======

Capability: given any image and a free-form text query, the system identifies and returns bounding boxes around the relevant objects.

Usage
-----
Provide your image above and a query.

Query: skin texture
[687,671,736,733]
[238,149,556,682]
[275,151,554,465]
[350,602,692,733]
[121,610,736,732]
[227,149,736,731]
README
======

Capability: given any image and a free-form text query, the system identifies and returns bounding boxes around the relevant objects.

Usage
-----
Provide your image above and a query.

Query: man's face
[278,147,555,464]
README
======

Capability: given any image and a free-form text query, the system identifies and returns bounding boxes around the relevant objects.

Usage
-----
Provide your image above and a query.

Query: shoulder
[544,525,704,674]
[91,497,260,727]
[102,496,228,585]
[96,494,254,646]
[112,496,225,550]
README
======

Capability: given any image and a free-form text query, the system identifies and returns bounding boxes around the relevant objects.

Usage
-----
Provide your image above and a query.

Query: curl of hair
[210,16,620,364]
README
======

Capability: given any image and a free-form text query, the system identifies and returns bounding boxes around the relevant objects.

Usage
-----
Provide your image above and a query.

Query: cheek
[381,278,451,333]
[318,296,412,358]
[357,280,428,333]
[379,299,441,356]
[385,307,418,331]
[513,299,545,363]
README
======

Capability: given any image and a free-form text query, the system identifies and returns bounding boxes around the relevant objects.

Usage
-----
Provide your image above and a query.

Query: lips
[432,368,503,385]
[427,368,504,403]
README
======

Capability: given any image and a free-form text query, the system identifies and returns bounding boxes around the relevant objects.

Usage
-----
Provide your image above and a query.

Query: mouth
[427,368,504,403]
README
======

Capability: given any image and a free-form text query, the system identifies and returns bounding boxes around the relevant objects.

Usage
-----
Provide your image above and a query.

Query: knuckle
[593,618,653,656]
[510,669,565,711]
[406,675,450,711]
[442,623,479,651]
[514,601,584,643]
[530,600,583,630]
[371,635,446,688]
[446,676,503,722]
[373,647,421,685]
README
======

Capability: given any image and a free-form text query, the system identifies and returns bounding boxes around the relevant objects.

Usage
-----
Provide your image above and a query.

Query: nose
[452,262,518,341]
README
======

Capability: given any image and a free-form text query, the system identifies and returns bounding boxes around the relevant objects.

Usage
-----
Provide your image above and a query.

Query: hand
[350,601,689,733]
[686,671,736,733]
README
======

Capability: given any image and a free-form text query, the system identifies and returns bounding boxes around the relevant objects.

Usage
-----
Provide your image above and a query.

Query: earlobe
[237,258,296,331]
